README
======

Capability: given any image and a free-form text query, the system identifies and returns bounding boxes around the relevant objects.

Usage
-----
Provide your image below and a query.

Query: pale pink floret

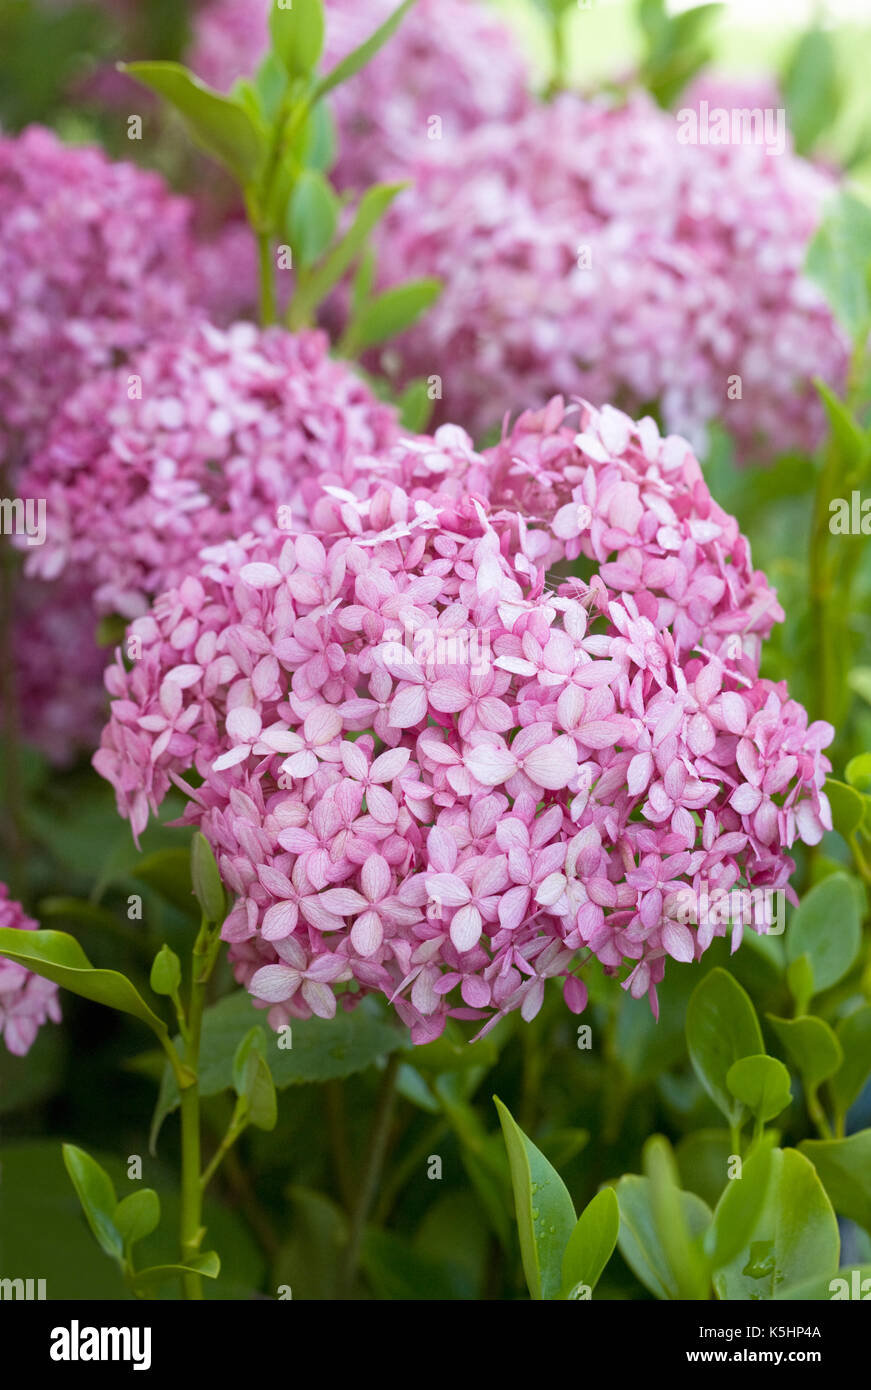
[0,886,61,1057]
[94,399,832,1041]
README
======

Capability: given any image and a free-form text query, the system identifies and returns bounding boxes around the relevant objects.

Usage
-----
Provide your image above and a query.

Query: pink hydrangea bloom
[14,575,108,767]
[0,885,61,1057]
[0,125,198,459]
[20,320,398,619]
[94,398,832,1041]
[368,91,847,457]
[189,0,530,188]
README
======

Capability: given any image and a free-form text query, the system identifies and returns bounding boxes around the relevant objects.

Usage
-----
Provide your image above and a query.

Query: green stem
[257,232,277,327]
[178,918,222,1299]
[806,1084,834,1140]
[544,9,569,98]
[341,1053,400,1296]
[200,1099,246,1193]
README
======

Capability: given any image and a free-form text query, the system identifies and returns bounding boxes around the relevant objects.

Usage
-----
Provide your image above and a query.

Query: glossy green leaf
[131,1252,220,1292]
[494,1096,576,1301]
[786,872,862,994]
[0,928,168,1041]
[560,1187,619,1299]
[287,168,339,269]
[726,1054,792,1123]
[353,278,441,351]
[114,1189,161,1247]
[831,1005,871,1119]
[799,1131,871,1231]
[846,752,871,794]
[776,1264,871,1300]
[191,831,225,924]
[121,62,264,186]
[686,968,764,1125]
[825,777,866,840]
[614,1173,712,1300]
[290,181,405,323]
[767,1014,843,1089]
[62,1144,123,1264]
[806,190,871,342]
[705,1137,775,1272]
[313,0,416,100]
[269,0,325,78]
[713,1148,840,1299]
[643,1135,711,1299]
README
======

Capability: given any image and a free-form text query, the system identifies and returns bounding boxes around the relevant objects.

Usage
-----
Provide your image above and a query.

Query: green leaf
[232,1027,278,1131]
[191,832,225,924]
[826,777,867,840]
[0,928,168,1041]
[151,992,401,1145]
[786,872,862,994]
[121,62,265,187]
[815,380,870,478]
[131,1252,220,1292]
[799,1131,871,1231]
[686,968,765,1125]
[614,1173,711,1300]
[286,168,339,269]
[397,377,434,433]
[150,945,182,999]
[806,190,871,342]
[289,181,405,324]
[767,1014,844,1090]
[114,1189,161,1248]
[62,1144,123,1265]
[353,278,441,351]
[831,1005,871,1119]
[786,953,815,1014]
[705,1138,776,1272]
[726,1055,792,1124]
[643,1135,711,1299]
[269,0,325,79]
[313,0,416,101]
[713,1148,840,1299]
[560,1187,619,1299]
[783,28,839,156]
[846,752,871,794]
[775,1263,871,1300]
[494,1096,576,1300]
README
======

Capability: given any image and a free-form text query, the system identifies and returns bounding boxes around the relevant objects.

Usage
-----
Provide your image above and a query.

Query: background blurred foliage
[2,0,871,1300]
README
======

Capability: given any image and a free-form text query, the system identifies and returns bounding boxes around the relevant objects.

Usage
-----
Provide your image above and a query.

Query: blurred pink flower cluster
[369,91,847,457]
[189,0,531,189]
[0,885,61,1057]
[94,399,832,1038]
[20,321,397,619]
[0,126,197,461]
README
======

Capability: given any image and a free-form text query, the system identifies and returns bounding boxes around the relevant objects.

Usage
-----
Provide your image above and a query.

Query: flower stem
[340,1053,400,1296]
[257,232,277,327]
[179,917,222,1299]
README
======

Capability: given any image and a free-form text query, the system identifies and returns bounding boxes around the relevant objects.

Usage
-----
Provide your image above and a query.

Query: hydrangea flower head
[369,91,846,457]
[0,886,61,1057]
[21,320,398,619]
[0,126,197,457]
[95,400,832,1041]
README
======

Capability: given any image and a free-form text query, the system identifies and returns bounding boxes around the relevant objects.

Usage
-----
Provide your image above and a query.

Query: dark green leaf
[494,1096,576,1300]
[786,872,862,994]
[191,832,225,924]
[121,62,265,186]
[767,1014,843,1089]
[799,1131,871,1232]
[831,1005,871,1119]
[133,849,198,920]
[560,1187,619,1298]
[686,968,764,1125]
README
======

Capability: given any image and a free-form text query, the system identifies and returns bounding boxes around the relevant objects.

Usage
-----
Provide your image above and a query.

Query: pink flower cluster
[21,320,397,619]
[0,125,197,460]
[0,885,61,1057]
[190,0,530,189]
[369,91,847,457]
[94,398,832,1040]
